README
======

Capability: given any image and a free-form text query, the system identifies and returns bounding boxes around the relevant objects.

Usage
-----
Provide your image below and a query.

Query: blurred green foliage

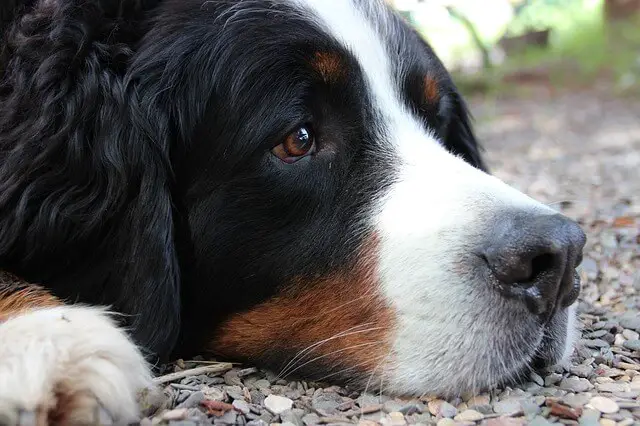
[405,0,640,96]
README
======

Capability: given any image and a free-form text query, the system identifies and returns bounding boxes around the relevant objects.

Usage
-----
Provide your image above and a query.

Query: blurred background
[387,0,640,97]
[385,0,640,315]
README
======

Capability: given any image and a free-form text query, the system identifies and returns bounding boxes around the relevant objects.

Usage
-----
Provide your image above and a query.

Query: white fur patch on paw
[0,306,153,424]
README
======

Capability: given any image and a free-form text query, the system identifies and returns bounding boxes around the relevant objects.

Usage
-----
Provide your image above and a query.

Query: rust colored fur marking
[423,74,440,104]
[209,235,395,384]
[311,51,345,82]
[0,272,61,323]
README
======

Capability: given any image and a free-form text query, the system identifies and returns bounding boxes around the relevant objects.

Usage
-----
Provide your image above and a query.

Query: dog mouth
[509,304,575,387]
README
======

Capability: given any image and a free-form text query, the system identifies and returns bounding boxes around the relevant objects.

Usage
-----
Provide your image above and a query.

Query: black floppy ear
[444,90,490,173]
[0,0,179,359]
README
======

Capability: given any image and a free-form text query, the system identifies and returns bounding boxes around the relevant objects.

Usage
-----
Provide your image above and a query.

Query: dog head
[0,0,585,396]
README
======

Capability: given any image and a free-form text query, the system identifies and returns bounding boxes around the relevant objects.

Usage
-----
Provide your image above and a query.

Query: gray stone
[622,339,640,351]
[620,316,640,332]
[528,415,554,426]
[570,364,594,378]
[559,377,592,393]
[383,400,404,413]
[578,408,601,426]
[545,373,563,386]
[468,404,493,415]
[224,370,243,387]
[399,403,424,415]
[584,330,608,339]
[253,379,270,389]
[224,385,245,401]
[233,399,251,415]
[311,392,343,415]
[438,401,457,418]
[562,393,593,408]
[521,400,542,417]
[249,390,265,406]
[281,408,305,426]
[582,339,610,348]
[302,413,321,426]
[530,371,545,386]
[595,382,629,393]
[213,410,238,425]
[492,399,522,415]
[357,393,381,407]
[176,391,205,409]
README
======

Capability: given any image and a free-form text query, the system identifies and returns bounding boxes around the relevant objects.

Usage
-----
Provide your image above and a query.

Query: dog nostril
[527,252,556,283]
[483,249,559,286]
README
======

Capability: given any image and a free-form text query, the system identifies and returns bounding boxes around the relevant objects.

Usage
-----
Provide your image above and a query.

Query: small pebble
[161,408,189,421]
[437,401,457,418]
[232,399,251,415]
[529,415,554,426]
[454,409,484,422]
[595,382,629,393]
[584,330,608,339]
[311,392,343,415]
[545,373,563,386]
[493,399,522,415]
[578,408,601,426]
[570,364,594,378]
[583,339,610,349]
[467,394,490,406]
[436,418,457,426]
[588,397,619,414]
[619,317,640,332]
[302,413,320,426]
[264,394,293,414]
[383,400,403,413]
[560,377,592,393]
[385,411,407,426]
[622,339,640,351]
[176,391,205,409]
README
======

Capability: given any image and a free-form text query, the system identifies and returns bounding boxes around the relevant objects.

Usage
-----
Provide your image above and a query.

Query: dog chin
[379,300,579,398]
[502,302,579,390]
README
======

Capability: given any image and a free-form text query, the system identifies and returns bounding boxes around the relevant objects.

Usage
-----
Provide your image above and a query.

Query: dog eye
[272,125,316,163]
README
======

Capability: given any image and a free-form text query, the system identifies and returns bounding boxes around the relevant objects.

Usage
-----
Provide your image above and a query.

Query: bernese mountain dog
[0,0,586,423]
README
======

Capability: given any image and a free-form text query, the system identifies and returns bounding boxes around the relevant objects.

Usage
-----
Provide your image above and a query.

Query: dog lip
[560,271,581,308]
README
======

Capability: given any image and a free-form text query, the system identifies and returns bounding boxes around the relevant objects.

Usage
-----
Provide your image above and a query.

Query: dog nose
[481,213,586,319]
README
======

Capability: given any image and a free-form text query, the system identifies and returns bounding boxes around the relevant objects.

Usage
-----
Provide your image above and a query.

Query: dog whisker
[277,323,382,379]
[281,340,383,380]
[312,355,386,384]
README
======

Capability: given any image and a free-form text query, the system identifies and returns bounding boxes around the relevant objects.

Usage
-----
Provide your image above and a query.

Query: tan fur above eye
[423,74,440,104]
[311,51,346,82]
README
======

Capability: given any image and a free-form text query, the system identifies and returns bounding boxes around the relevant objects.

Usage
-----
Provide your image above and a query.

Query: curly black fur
[0,0,179,359]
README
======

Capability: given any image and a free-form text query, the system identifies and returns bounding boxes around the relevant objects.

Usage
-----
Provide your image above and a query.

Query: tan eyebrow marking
[311,51,346,82]
[423,73,440,104]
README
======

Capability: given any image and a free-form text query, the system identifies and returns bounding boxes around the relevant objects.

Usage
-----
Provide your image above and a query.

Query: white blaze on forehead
[289,0,420,135]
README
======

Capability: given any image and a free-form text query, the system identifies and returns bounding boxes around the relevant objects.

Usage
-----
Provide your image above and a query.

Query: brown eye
[272,125,316,163]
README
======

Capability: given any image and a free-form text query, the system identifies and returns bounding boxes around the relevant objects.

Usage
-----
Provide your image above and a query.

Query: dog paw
[0,306,153,425]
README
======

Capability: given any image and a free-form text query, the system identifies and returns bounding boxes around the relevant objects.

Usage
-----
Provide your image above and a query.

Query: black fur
[0,0,486,363]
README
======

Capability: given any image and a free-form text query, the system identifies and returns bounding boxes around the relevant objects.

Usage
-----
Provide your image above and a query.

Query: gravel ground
[140,91,640,426]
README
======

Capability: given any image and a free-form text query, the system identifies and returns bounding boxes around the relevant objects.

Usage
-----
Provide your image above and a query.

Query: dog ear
[444,91,490,173]
[0,0,180,359]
